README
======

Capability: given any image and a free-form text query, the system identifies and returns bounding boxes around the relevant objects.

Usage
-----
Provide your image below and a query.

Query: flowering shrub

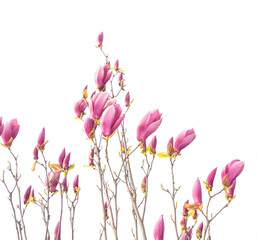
[0,32,245,240]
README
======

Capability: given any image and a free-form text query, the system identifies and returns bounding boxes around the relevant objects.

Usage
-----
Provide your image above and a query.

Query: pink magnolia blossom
[192,178,202,207]
[54,221,61,240]
[221,160,245,187]
[46,170,61,192]
[225,179,236,200]
[23,185,31,204]
[180,217,186,231]
[58,148,66,167]
[37,128,45,148]
[125,91,130,107]
[95,64,112,90]
[63,152,71,170]
[118,72,124,88]
[182,200,189,217]
[84,117,95,139]
[104,202,108,219]
[141,176,146,194]
[192,210,198,220]
[136,109,162,143]
[0,117,4,136]
[89,91,110,119]
[73,175,79,193]
[196,222,203,239]
[114,59,119,71]
[96,32,103,48]
[88,148,95,166]
[167,137,174,157]
[206,167,217,191]
[174,128,196,154]
[1,119,20,147]
[33,146,38,160]
[149,135,157,154]
[74,99,88,119]
[100,104,125,137]
[62,176,68,192]
[82,85,88,100]
[154,215,164,240]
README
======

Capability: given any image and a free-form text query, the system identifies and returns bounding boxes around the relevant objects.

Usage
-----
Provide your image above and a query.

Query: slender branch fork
[0,148,27,240]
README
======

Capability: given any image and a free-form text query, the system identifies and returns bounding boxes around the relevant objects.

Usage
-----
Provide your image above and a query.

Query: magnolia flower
[167,137,174,157]
[0,117,4,136]
[46,170,61,192]
[225,179,236,201]
[96,32,103,48]
[205,167,217,191]
[33,146,38,160]
[63,152,71,170]
[58,148,66,167]
[182,200,189,217]
[54,221,61,240]
[88,148,95,166]
[74,99,88,119]
[23,185,32,204]
[174,128,196,154]
[95,65,112,90]
[141,176,146,194]
[196,222,203,239]
[180,217,186,232]
[118,72,124,88]
[221,160,244,187]
[154,215,164,240]
[136,109,162,143]
[62,176,68,192]
[148,135,157,155]
[114,59,119,71]
[89,91,110,120]
[82,85,88,100]
[84,117,95,139]
[100,104,125,137]
[193,178,202,207]
[73,175,79,193]
[1,119,20,147]
[125,91,130,107]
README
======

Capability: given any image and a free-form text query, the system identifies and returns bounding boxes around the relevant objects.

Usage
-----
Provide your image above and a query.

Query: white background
[0,1,257,239]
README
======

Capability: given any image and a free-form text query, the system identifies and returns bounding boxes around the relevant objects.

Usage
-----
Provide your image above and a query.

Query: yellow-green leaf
[156,152,168,158]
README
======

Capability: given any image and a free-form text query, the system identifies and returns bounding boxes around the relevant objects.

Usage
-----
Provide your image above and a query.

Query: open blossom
[154,215,164,240]
[89,91,110,120]
[1,119,20,147]
[0,117,4,136]
[54,221,61,240]
[174,128,196,154]
[100,104,125,137]
[23,185,32,204]
[221,160,245,187]
[137,109,162,143]
[95,64,112,90]
[96,32,103,48]
[74,99,88,119]
[205,167,217,191]
[84,117,95,139]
